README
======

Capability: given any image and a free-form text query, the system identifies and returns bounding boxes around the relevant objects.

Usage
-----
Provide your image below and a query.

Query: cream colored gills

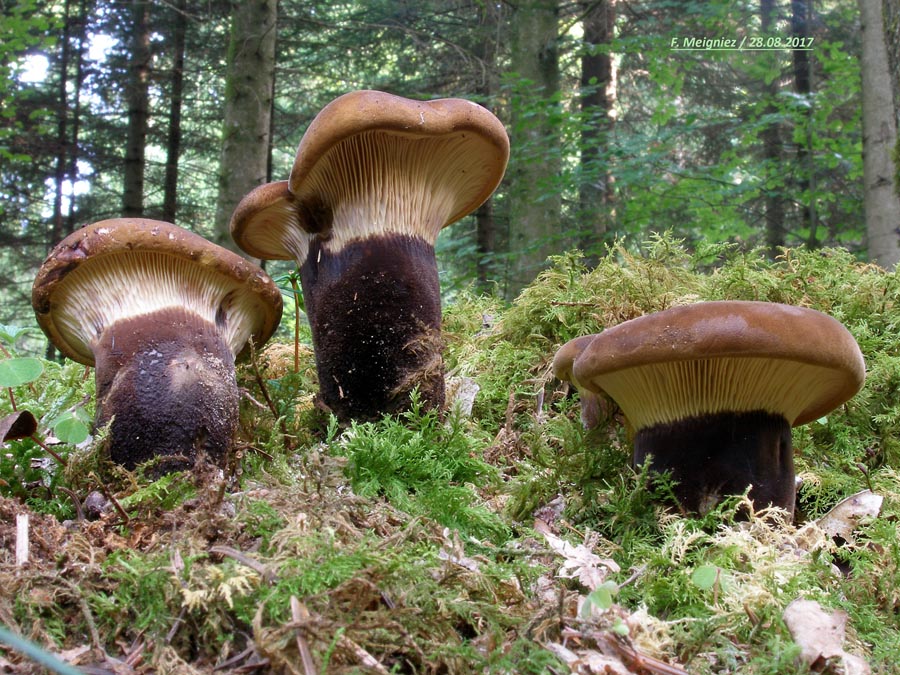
[599,357,851,431]
[51,251,260,359]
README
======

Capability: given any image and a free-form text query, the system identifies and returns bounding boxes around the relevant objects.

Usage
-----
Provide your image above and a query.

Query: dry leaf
[816,490,882,545]
[0,410,36,441]
[545,642,635,675]
[537,520,621,591]
[784,598,848,663]
[783,598,871,674]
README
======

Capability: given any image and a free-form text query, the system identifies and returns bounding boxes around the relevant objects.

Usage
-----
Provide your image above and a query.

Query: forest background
[5,2,900,671]
[1,0,899,348]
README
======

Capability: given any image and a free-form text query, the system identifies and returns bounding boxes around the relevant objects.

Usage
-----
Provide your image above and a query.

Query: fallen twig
[15,513,28,566]
[291,597,317,675]
[592,631,689,675]
[210,545,277,584]
[337,634,390,674]
[91,473,130,525]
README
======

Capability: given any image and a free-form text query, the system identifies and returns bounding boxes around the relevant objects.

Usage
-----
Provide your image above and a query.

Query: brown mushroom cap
[32,218,283,366]
[572,301,866,430]
[230,90,510,262]
[553,334,599,386]
[228,181,301,262]
[553,334,606,429]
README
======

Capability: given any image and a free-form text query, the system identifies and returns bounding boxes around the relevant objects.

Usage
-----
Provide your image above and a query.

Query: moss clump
[329,392,508,541]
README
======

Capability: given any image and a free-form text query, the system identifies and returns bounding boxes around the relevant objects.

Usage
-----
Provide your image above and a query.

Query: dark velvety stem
[93,309,238,472]
[633,410,795,516]
[301,233,444,421]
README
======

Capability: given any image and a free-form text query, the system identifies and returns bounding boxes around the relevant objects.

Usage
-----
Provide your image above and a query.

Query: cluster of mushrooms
[30,90,509,471]
[30,90,868,520]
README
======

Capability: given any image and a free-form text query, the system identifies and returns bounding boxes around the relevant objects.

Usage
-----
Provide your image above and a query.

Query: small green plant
[330,391,508,541]
[238,499,287,551]
[0,324,94,515]
[272,269,308,374]
[116,472,196,512]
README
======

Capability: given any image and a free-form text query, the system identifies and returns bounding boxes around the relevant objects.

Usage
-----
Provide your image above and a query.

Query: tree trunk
[472,2,502,289]
[162,0,187,224]
[213,0,277,253]
[885,0,900,130]
[475,201,495,288]
[122,0,151,218]
[761,0,785,256]
[884,0,900,250]
[506,0,561,296]
[578,0,615,261]
[791,0,817,247]
[63,0,88,239]
[860,0,900,268]
[47,0,77,362]
[50,0,73,247]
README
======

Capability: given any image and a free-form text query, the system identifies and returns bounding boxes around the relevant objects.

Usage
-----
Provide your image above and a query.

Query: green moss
[330,392,508,541]
[93,551,181,638]
[268,533,379,603]
[238,498,286,551]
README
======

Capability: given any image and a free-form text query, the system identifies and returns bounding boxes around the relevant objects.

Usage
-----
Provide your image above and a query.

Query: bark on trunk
[860,0,900,268]
[761,0,785,257]
[578,0,616,261]
[507,0,561,296]
[122,0,151,218]
[791,0,817,247]
[885,0,900,123]
[473,3,501,289]
[162,0,187,224]
[213,0,277,254]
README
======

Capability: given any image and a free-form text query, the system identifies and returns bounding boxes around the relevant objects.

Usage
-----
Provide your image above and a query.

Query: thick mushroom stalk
[32,219,283,471]
[230,90,509,421]
[567,301,866,516]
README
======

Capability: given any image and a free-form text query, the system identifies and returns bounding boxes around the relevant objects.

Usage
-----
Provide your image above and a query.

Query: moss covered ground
[2,235,900,673]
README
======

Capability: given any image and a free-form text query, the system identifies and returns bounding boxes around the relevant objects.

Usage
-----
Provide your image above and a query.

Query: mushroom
[230,90,509,421]
[32,218,283,472]
[552,334,604,429]
[567,301,866,515]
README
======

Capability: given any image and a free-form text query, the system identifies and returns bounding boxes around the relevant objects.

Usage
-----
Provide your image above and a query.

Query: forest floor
[1,236,899,674]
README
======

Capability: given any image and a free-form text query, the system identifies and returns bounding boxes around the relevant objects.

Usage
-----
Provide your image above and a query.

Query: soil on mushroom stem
[302,233,445,421]
[93,309,239,471]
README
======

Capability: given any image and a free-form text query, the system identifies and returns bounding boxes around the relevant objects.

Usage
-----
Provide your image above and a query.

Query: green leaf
[587,586,613,610]
[581,580,619,617]
[691,564,720,590]
[610,618,630,636]
[0,357,43,387]
[0,323,32,346]
[53,414,89,445]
